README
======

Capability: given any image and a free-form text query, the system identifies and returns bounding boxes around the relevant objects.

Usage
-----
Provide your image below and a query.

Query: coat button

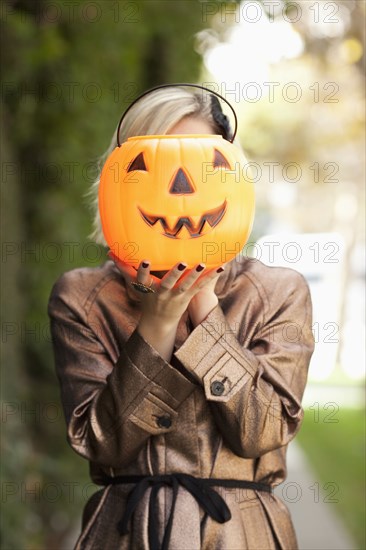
[156,415,172,429]
[211,380,225,396]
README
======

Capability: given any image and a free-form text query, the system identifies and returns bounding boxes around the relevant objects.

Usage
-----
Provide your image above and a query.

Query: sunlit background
[197,0,365,391]
[1,1,365,548]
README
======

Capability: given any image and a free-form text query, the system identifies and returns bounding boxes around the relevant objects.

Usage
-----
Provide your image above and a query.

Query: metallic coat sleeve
[174,269,315,458]
[48,273,195,469]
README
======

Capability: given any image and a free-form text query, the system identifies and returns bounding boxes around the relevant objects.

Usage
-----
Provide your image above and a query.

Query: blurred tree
[1,0,239,547]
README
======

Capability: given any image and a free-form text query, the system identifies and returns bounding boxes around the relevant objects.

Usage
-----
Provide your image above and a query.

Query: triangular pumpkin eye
[213,149,230,169]
[127,152,147,172]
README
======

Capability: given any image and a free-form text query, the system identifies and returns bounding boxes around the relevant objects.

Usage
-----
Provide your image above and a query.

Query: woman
[48,86,315,550]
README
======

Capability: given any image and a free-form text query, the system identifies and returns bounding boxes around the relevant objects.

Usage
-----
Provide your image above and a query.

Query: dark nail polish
[178,263,187,271]
[196,264,205,272]
[216,266,225,273]
[142,262,149,268]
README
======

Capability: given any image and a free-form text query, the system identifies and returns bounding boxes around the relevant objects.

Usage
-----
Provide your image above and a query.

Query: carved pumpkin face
[99,134,255,269]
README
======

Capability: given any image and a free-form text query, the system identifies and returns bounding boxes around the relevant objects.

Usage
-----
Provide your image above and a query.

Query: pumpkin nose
[169,168,195,194]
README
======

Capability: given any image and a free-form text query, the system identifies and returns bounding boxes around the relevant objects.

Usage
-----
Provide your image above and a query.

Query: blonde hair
[87,87,223,245]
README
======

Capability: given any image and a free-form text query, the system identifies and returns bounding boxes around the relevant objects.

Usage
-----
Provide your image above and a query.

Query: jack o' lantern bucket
[99,133,255,270]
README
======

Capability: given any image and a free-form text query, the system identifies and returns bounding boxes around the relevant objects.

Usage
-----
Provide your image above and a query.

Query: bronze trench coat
[48,257,314,550]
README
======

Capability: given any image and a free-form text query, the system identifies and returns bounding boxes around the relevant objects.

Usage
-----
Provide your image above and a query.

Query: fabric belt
[100,473,272,550]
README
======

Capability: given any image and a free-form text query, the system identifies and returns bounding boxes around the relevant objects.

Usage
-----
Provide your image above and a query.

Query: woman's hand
[108,252,224,360]
[187,277,221,328]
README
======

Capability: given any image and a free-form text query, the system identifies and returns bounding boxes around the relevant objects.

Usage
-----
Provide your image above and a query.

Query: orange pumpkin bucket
[99,133,255,270]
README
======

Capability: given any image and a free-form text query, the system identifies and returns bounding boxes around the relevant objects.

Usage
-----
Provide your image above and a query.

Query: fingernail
[196,264,205,272]
[216,266,225,273]
[178,263,187,271]
[142,262,149,268]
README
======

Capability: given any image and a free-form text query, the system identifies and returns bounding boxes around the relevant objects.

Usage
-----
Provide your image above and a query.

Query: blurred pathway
[276,441,357,550]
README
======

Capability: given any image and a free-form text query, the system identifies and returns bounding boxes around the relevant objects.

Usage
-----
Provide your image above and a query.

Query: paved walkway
[277,441,357,550]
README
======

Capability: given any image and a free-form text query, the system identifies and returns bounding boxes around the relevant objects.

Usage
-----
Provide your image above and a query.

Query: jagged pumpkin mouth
[138,201,227,239]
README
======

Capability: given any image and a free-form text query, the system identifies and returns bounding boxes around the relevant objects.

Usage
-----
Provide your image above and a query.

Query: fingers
[160,263,225,292]
[173,263,208,291]
[108,251,225,293]
[108,252,153,286]
[189,264,223,289]
[159,263,188,290]
[136,260,153,286]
